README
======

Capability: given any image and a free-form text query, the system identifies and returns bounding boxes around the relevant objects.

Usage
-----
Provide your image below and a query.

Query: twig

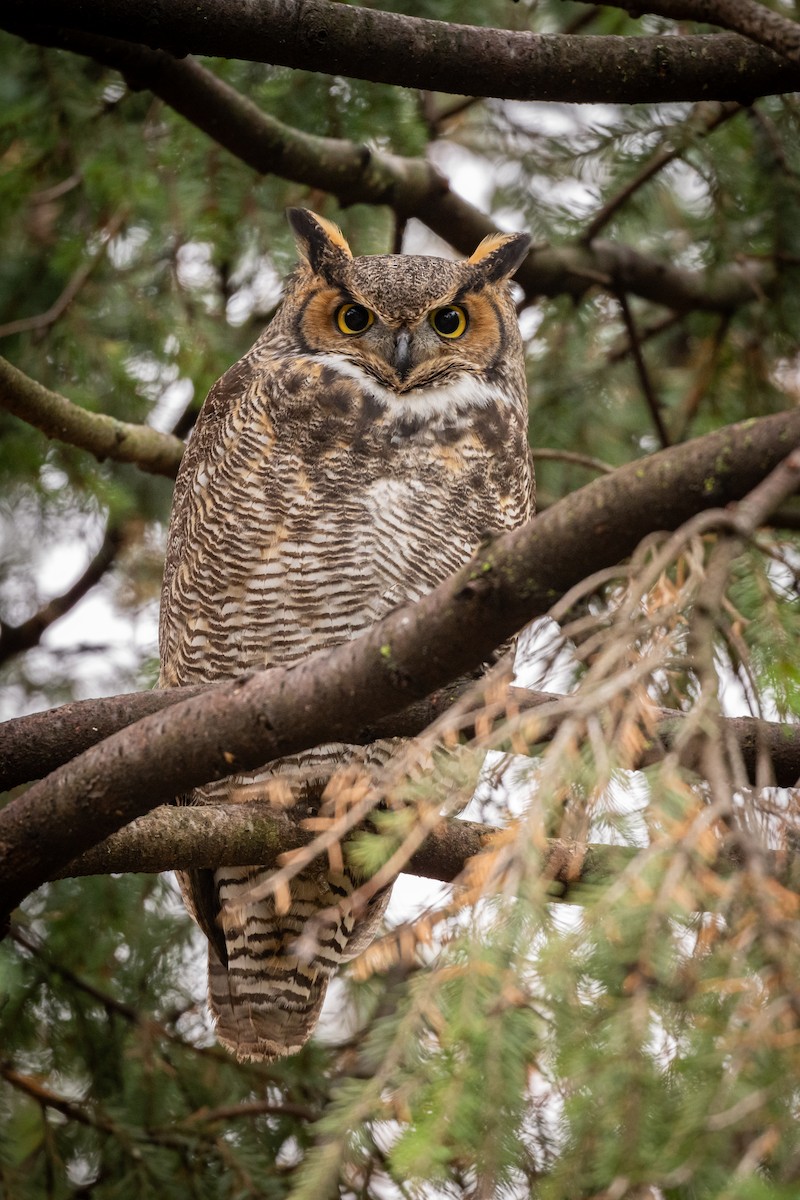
[530,448,615,474]
[0,1064,117,1135]
[0,523,124,666]
[179,1099,318,1125]
[617,291,671,448]
[670,313,732,441]
[582,101,741,244]
[0,209,127,339]
[607,310,684,363]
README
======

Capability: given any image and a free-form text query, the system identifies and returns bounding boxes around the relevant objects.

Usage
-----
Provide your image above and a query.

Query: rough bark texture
[58,806,800,906]
[57,803,638,897]
[2,1,796,103]
[612,0,800,67]
[1,412,798,925]
[3,685,798,794]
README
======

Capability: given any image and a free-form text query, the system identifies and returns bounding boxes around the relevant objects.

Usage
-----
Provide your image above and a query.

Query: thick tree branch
[56,803,639,896]
[55,805,800,907]
[0,411,797,924]
[2,0,797,103]
[1,33,775,315]
[2,683,798,794]
[0,355,184,478]
[611,0,800,67]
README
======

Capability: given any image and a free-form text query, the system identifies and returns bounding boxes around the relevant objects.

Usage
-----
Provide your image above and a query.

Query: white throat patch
[315,354,505,419]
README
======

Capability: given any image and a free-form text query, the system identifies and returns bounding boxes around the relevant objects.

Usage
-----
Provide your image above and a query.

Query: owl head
[273,209,530,411]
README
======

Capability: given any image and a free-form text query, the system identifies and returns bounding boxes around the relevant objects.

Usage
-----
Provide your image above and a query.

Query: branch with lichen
[2,681,798,795]
[606,0,800,67]
[0,355,184,478]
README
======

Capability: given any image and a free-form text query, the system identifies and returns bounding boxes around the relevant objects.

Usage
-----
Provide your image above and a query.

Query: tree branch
[56,803,639,896]
[54,804,800,907]
[610,0,800,68]
[0,523,124,666]
[2,0,797,103]
[0,355,184,478]
[0,411,797,925]
[2,682,798,794]
[0,34,777,315]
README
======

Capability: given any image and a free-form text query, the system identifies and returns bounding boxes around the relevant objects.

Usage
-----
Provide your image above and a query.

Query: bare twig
[671,313,732,441]
[530,448,615,474]
[0,523,125,666]
[0,1064,118,1135]
[0,208,127,340]
[617,292,671,448]
[582,101,741,244]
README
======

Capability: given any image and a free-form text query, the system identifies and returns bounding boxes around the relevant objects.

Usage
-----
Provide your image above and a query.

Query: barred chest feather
[160,352,531,683]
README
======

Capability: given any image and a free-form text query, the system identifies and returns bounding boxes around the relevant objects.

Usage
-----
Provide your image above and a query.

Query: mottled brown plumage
[159,209,534,1060]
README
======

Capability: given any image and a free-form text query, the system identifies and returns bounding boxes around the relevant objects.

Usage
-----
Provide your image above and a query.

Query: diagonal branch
[616,291,671,448]
[1,0,797,103]
[0,355,184,478]
[0,208,127,340]
[0,33,776,315]
[0,410,797,926]
[0,522,125,666]
[581,101,742,244]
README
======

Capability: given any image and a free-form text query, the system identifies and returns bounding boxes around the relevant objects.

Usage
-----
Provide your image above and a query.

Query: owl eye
[336,303,374,335]
[430,305,468,339]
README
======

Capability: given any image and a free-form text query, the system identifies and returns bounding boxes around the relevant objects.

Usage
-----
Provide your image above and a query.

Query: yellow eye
[336,303,374,335]
[430,305,468,339]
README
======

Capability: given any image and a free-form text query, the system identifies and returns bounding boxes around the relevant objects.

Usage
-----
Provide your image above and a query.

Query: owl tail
[207,944,329,1062]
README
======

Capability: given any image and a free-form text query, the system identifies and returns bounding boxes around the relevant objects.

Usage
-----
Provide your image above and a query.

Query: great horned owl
[159,209,534,1061]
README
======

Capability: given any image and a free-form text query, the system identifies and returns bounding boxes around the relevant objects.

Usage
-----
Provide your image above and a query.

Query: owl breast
[161,357,530,684]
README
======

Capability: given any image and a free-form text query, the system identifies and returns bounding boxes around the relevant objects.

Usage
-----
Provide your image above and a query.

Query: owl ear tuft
[468,231,531,284]
[287,209,353,283]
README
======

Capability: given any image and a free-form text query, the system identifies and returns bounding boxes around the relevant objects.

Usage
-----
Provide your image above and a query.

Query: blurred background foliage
[1,2,800,1196]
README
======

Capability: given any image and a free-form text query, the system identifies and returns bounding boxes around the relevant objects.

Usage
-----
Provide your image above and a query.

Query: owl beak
[393,330,412,380]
